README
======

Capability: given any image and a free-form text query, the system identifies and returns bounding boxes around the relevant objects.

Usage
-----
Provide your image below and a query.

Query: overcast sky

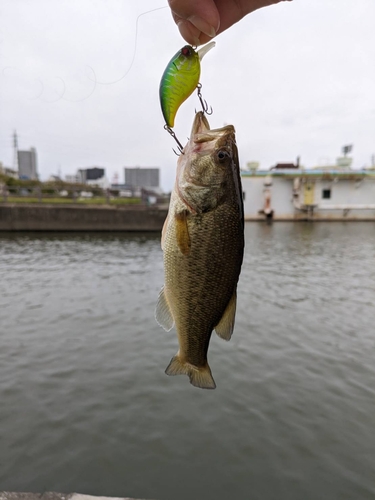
[1,0,374,190]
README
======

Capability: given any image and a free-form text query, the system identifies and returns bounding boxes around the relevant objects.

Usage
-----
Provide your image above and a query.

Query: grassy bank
[3,196,142,205]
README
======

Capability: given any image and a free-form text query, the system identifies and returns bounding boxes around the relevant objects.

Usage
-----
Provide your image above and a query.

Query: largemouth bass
[155,111,244,389]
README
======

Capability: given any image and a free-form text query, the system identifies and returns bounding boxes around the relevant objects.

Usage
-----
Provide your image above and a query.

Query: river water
[0,223,374,500]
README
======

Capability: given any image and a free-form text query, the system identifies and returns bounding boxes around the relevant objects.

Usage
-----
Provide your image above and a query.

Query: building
[110,184,140,197]
[48,175,62,182]
[124,167,160,191]
[241,156,375,221]
[18,148,38,180]
[65,174,80,184]
[77,167,105,184]
[0,163,18,179]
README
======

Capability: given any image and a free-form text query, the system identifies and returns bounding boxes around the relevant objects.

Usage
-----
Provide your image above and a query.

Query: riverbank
[0,204,168,231]
[0,493,151,500]
[2,203,375,231]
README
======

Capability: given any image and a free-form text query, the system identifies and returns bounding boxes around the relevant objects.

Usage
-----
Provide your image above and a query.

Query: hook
[164,124,184,154]
[196,83,213,115]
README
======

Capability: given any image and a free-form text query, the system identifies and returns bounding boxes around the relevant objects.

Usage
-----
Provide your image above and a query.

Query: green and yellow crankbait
[159,41,215,150]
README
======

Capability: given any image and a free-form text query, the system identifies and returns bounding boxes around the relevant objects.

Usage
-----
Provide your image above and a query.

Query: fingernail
[192,35,201,47]
[177,20,201,46]
[187,15,216,38]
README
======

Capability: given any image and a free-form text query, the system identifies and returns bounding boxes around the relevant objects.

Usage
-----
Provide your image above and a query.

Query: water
[0,223,374,500]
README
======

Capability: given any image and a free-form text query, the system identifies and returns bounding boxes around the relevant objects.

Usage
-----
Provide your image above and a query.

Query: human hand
[168,0,292,46]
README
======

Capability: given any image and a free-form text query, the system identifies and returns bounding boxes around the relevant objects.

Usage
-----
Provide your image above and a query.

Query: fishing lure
[159,41,215,151]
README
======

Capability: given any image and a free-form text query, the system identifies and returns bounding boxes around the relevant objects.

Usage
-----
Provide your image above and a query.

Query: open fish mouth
[186,111,236,154]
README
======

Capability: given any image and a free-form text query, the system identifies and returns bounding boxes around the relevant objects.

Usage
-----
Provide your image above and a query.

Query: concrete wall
[0,204,168,231]
[317,177,375,206]
[0,493,151,500]
[242,176,296,220]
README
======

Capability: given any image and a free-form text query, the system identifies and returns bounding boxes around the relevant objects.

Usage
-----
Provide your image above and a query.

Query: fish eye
[181,46,191,57]
[217,149,230,161]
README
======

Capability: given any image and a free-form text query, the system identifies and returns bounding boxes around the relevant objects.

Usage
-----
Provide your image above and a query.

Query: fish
[155,111,244,389]
[159,42,215,129]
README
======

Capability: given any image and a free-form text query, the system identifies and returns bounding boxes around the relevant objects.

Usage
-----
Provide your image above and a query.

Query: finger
[168,0,220,39]
[175,19,201,46]
[172,15,216,45]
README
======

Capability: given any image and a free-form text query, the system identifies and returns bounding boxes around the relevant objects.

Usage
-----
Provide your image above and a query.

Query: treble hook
[196,83,213,115]
[164,124,184,154]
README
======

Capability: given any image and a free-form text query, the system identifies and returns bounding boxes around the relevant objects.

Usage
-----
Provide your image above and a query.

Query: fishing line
[61,66,97,102]
[88,5,167,85]
[2,66,45,101]
[41,68,98,103]
[40,77,65,103]
[17,5,167,103]
[29,79,45,101]
[68,5,167,99]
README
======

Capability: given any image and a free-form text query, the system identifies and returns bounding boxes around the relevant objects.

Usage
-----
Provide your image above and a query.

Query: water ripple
[0,225,374,500]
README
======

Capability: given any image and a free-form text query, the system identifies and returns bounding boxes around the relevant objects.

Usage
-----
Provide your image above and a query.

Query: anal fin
[214,290,237,341]
[155,286,174,331]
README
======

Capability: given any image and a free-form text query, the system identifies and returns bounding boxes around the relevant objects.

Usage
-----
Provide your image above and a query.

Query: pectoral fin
[214,291,237,341]
[155,286,174,331]
[175,211,191,255]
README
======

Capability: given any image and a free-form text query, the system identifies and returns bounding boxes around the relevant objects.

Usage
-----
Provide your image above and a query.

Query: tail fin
[165,354,216,390]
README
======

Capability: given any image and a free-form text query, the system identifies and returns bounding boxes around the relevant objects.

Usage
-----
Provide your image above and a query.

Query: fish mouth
[188,111,235,151]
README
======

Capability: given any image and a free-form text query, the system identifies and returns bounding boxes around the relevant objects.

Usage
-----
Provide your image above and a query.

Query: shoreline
[1,203,374,232]
[0,493,151,500]
[0,204,168,232]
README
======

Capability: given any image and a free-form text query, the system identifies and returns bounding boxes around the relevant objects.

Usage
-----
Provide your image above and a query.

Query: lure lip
[196,41,216,61]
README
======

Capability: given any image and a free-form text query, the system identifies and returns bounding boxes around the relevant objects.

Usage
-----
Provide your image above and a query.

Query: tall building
[18,148,38,180]
[124,167,160,189]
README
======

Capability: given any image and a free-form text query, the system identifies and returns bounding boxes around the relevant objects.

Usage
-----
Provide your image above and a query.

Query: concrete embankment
[0,493,152,500]
[0,204,168,232]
